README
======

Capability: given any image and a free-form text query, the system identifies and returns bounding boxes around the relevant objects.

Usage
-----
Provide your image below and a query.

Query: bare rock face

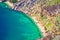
[13,0,39,13]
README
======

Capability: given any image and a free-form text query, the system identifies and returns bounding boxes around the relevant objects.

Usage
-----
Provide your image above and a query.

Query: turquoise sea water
[0,3,43,40]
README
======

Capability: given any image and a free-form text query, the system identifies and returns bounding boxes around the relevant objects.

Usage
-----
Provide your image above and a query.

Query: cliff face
[43,4,60,16]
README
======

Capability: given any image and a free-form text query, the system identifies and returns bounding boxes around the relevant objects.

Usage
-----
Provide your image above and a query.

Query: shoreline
[31,16,47,37]
[5,1,47,37]
[5,1,14,8]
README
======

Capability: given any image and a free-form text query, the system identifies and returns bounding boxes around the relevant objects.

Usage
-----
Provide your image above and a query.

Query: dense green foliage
[10,0,17,3]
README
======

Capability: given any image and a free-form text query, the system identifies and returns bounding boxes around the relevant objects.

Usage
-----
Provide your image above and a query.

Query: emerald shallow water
[0,3,43,40]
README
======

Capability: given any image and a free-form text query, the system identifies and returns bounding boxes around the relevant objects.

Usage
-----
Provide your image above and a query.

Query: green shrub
[10,0,17,3]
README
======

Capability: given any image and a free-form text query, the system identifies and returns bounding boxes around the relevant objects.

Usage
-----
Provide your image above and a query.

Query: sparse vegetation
[46,0,60,6]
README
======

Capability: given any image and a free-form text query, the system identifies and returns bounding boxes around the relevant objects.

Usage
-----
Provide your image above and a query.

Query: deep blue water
[0,3,43,40]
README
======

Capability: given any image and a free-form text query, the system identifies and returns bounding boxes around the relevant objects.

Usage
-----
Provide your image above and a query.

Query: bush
[10,0,17,3]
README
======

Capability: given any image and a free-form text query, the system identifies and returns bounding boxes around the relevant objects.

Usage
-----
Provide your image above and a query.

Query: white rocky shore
[31,16,47,37]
